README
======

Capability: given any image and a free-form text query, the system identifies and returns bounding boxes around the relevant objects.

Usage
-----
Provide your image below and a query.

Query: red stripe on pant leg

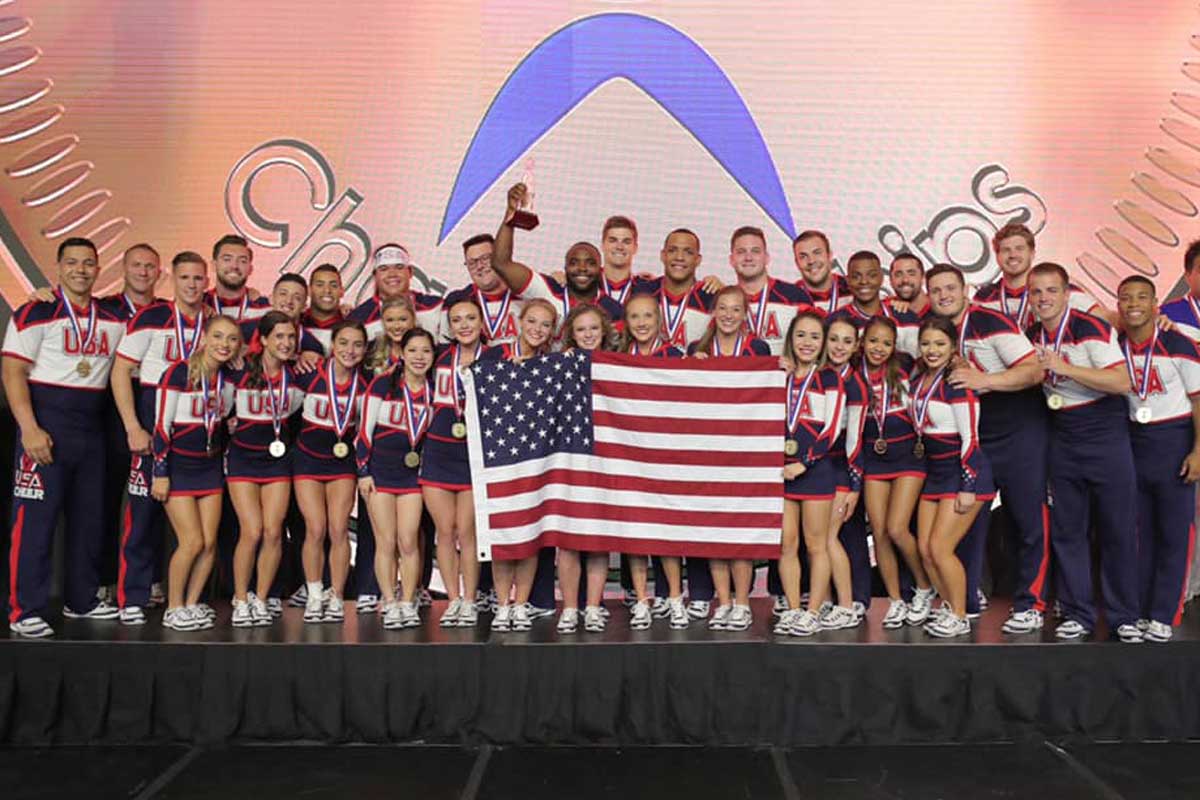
[1173,523,1196,626]
[116,503,132,608]
[7,507,24,624]
[1026,504,1052,613]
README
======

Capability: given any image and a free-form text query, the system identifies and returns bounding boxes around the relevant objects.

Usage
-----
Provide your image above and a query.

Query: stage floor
[4,595,1195,645]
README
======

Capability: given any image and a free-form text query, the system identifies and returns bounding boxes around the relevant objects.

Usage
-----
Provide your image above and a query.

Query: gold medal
[76,359,91,378]
[1135,406,1153,424]
[1047,393,1064,410]
[332,441,350,459]
[783,439,799,457]
[913,439,926,459]
[873,438,888,456]
[404,451,421,469]
[451,421,467,439]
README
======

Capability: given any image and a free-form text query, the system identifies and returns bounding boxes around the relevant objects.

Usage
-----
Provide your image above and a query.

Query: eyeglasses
[465,256,494,268]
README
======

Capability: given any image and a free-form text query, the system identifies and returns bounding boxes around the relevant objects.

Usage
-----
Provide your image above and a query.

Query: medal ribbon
[175,304,203,360]
[1001,284,1029,328]
[201,369,224,449]
[958,310,971,357]
[660,289,688,341]
[60,290,98,356]
[746,285,770,338]
[403,381,431,447]
[477,287,512,340]
[863,362,890,435]
[122,293,138,318]
[266,367,289,442]
[601,274,630,305]
[326,361,359,440]
[451,342,478,419]
[713,332,743,358]
[910,367,946,436]
[1123,327,1159,403]
[786,366,818,435]
[1039,310,1071,387]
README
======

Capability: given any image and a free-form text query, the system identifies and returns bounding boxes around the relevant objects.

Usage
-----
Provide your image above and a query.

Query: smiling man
[889,253,928,315]
[730,225,813,355]
[349,243,444,341]
[301,264,346,353]
[204,234,270,321]
[792,230,849,315]
[832,250,921,357]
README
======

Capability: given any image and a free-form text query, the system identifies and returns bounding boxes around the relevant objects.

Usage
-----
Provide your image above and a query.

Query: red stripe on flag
[486,468,781,500]
[594,440,782,467]
[491,530,781,560]
[593,379,781,405]
[592,409,781,436]
[489,497,780,530]
[594,350,781,373]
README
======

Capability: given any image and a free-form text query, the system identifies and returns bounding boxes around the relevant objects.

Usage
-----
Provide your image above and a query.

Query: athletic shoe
[906,588,935,625]
[9,616,53,638]
[382,602,404,630]
[512,602,535,629]
[231,599,255,628]
[597,604,611,619]
[195,603,217,622]
[149,582,166,607]
[249,594,272,627]
[791,609,820,636]
[1001,609,1044,634]
[851,601,866,623]
[622,589,638,608]
[186,605,215,630]
[726,604,752,631]
[583,605,606,632]
[1136,618,1150,632]
[163,607,200,632]
[491,605,512,632]
[287,585,309,608]
[820,605,856,630]
[356,594,379,614]
[323,595,345,623]
[266,597,283,617]
[417,588,433,608]
[1054,619,1089,640]
[771,595,789,617]
[686,600,711,620]
[668,597,690,629]
[816,600,833,623]
[119,606,146,626]
[303,592,325,623]
[525,603,556,620]
[456,603,479,628]
[650,596,670,619]
[629,601,652,630]
[556,607,579,634]
[976,589,989,611]
[97,585,115,605]
[882,599,908,629]
[1115,623,1143,643]
[925,614,971,638]
[63,600,120,620]
[440,598,464,627]
[398,601,421,629]
[1144,620,1173,643]
[773,609,797,635]
[708,604,732,631]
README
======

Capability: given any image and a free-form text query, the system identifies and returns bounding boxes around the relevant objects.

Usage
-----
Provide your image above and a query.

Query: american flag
[463,350,785,561]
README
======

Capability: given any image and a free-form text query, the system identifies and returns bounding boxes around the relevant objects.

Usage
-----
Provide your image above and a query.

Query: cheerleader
[364,295,416,374]
[358,328,437,629]
[689,286,771,631]
[422,298,487,628]
[479,298,558,631]
[620,293,686,630]
[852,317,932,628]
[150,315,240,631]
[293,320,368,623]
[910,316,994,638]
[776,312,849,636]
[556,304,617,633]
[228,311,305,627]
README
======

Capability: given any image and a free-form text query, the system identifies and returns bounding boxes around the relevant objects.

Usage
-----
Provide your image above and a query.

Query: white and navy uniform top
[511,272,625,336]
[228,364,305,452]
[98,292,158,324]
[151,362,236,477]
[784,365,845,467]
[349,292,443,342]
[1,294,126,433]
[300,310,345,354]
[1118,328,1200,426]
[1026,309,1127,436]
[598,271,637,306]
[356,370,432,489]
[832,298,923,358]
[116,301,207,423]
[955,304,1041,435]
[238,317,324,358]
[686,335,771,357]
[631,276,717,350]
[795,273,851,316]
[428,342,489,442]
[844,360,921,473]
[908,368,990,495]
[203,288,270,322]
[442,283,523,344]
[1159,295,1200,341]
[974,278,1101,331]
[840,366,868,491]
[294,361,366,461]
[740,278,815,355]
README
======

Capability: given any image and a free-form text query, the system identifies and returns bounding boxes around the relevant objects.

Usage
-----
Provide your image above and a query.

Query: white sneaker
[686,600,711,620]
[925,614,971,638]
[629,601,652,630]
[163,607,199,632]
[231,599,255,627]
[816,600,833,623]
[556,607,579,634]
[9,616,54,638]
[382,602,404,630]
[1136,618,1150,632]
[667,597,689,629]
[819,605,856,630]
[398,601,421,629]
[195,603,217,622]
[185,605,215,630]
[287,585,309,608]
[791,609,820,636]
[598,604,611,619]
[726,604,752,631]
[773,608,797,635]
[266,597,283,617]
[882,599,908,629]
[510,603,532,631]
[906,588,935,625]
[440,597,464,628]
[63,600,120,620]
[1144,620,1173,642]
[149,582,166,607]
[771,595,789,617]
[1054,619,1089,640]
[1116,623,1143,643]
[525,603,556,620]
[119,606,146,626]
[323,595,345,623]
[303,592,325,623]
[1002,609,1044,634]
[708,604,732,631]
[851,601,866,623]
[356,594,379,614]
[622,589,638,608]
[976,589,989,611]
[249,594,272,627]
[583,605,606,632]
[650,596,670,619]
[491,604,512,632]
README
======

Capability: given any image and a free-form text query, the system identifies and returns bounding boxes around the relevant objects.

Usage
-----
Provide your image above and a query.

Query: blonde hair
[620,294,662,353]
[561,304,616,352]
[365,294,416,372]
[188,314,241,388]
[692,285,748,356]
[518,297,559,357]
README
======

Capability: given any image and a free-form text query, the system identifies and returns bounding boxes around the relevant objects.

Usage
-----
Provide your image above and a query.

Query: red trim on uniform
[1027,503,1052,612]
[784,491,835,501]
[7,507,24,623]
[376,487,423,495]
[0,350,33,364]
[920,491,997,502]
[417,478,471,492]
[168,488,224,498]
[293,472,356,484]
[864,470,927,482]
[116,504,132,608]
[226,475,293,485]
[1173,523,1196,626]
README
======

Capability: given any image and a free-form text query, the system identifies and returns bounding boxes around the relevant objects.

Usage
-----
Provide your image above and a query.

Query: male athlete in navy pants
[3,237,128,637]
